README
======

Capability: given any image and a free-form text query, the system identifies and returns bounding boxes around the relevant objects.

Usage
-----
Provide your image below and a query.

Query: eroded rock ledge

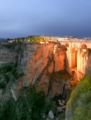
[25,43,72,97]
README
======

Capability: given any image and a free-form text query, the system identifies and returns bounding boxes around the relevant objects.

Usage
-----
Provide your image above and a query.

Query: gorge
[0,36,91,120]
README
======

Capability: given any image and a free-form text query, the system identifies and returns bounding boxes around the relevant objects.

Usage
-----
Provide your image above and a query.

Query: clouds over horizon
[0,0,91,38]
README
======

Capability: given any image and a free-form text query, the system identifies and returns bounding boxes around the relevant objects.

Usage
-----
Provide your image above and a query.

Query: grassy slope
[66,75,91,120]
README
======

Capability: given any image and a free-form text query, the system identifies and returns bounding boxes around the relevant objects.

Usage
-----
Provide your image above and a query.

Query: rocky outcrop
[0,46,16,64]
[25,43,71,96]
[85,49,91,76]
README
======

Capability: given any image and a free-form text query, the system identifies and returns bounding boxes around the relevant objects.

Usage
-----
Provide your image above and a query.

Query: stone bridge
[45,37,91,79]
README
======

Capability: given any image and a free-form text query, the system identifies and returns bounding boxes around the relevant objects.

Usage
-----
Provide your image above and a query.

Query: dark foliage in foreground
[0,87,56,120]
[0,63,23,89]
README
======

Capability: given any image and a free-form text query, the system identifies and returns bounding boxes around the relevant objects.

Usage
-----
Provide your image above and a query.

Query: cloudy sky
[0,0,91,38]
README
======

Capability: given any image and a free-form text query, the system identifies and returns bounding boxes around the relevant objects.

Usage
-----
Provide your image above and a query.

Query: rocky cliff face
[25,43,71,97]
[0,38,91,120]
[86,49,91,75]
[0,46,16,64]
[0,38,91,97]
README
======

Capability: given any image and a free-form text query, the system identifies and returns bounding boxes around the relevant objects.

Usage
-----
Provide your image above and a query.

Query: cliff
[25,42,71,96]
[0,37,91,96]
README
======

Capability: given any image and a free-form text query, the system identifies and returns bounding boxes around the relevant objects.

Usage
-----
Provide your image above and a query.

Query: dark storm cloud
[0,0,91,38]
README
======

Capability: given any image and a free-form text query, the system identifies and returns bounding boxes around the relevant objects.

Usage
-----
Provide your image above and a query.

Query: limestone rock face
[25,43,71,96]
[0,46,16,64]
[86,50,91,76]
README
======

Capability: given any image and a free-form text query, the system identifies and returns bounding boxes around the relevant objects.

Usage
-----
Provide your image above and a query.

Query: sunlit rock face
[23,37,91,96]
[0,37,91,96]
[86,49,91,76]
[25,43,71,96]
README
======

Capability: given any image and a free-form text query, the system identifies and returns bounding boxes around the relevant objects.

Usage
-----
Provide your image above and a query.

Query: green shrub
[15,87,46,120]
[66,76,91,120]
[0,63,23,89]
[0,87,56,120]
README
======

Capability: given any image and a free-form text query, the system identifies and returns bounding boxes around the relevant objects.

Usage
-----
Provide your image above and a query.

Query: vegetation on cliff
[27,36,46,43]
[0,62,67,120]
[66,75,91,120]
[0,63,56,120]
[0,86,56,120]
[0,63,23,89]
